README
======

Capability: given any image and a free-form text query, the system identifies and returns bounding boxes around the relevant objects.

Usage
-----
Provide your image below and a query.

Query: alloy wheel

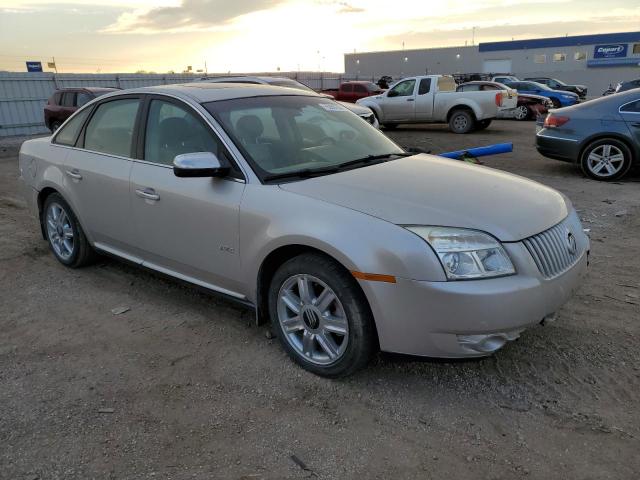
[46,202,75,260]
[514,105,529,120]
[452,114,468,131]
[586,144,625,178]
[277,274,349,365]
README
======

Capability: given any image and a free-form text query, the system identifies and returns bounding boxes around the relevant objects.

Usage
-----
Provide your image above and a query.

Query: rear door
[619,98,640,147]
[381,79,417,121]
[64,95,141,256]
[129,95,246,295]
[414,78,434,121]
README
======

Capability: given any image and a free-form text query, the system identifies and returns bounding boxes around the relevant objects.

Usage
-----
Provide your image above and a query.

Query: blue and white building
[344,31,640,96]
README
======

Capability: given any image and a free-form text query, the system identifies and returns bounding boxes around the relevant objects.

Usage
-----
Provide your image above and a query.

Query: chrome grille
[523,221,581,279]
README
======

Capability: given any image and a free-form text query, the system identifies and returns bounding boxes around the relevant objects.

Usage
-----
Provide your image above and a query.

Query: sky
[1,0,639,73]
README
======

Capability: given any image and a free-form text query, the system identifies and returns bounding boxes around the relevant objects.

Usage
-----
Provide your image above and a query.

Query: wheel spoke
[602,144,611,156]
[281,290,301,314]
[323,315,347,335]
[302,331,314,356]
[605,162,617,175]
[281,315,304,333]
[592,160,606,173]
[57,210,67,227]
[609,153,624,163]
[588,152,602,162]
[314,287,335,313]
[297,276,312,303]
[316,332,339,359]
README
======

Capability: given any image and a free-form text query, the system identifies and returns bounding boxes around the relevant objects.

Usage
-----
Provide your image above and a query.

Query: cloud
[337,2,365,13]
[104,0,282,33]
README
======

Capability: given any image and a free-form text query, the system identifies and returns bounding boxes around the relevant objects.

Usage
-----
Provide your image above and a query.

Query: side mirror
[387,90,398,98]
[173,152,229,178]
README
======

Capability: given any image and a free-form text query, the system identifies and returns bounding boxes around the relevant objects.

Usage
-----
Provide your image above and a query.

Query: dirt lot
[1,121,639,480]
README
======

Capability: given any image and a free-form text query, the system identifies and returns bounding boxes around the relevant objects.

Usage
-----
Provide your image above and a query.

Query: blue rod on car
[439,142,513,160]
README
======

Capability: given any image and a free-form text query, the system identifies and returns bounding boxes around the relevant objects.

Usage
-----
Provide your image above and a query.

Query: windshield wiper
[335,152,413,171]
[263,165,341,182]
[262,152,412,183]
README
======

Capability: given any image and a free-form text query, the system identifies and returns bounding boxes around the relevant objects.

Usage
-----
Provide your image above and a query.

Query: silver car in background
[18,83,589,377]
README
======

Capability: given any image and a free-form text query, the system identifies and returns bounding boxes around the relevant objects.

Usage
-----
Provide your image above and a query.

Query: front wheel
[268,253,376,377]
[580,139,633,181]
[43,193,97,267]
[513,105,530,121]
[449,110,474,134]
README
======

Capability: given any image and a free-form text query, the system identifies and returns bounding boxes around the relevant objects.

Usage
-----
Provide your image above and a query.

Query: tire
[42,193,97,267]
[550,98,562,109]
[382,123,398,130]
[50,120,62,132]
[513,105,530,121]
[580,138,633,181]
[475,119,492,130]
[448,109,474,134]
[268,253,376,377]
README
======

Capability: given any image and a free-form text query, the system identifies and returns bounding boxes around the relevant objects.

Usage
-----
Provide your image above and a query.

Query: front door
[619,98,640,147]
[130,97,246,296]
[381,79,416,122]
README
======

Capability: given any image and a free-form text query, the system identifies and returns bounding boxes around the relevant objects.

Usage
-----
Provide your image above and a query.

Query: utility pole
[472,27,477,46]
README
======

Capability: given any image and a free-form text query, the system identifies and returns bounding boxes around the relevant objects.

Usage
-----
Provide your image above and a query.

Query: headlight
[406,226,515,280]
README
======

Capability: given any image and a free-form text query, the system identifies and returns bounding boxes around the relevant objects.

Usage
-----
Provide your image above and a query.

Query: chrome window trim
[50,143,133,161]
[618,99,640,114]
[535,132,579,142]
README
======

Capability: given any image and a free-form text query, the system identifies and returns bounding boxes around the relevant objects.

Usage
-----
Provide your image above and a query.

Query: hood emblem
[566,229,577,256]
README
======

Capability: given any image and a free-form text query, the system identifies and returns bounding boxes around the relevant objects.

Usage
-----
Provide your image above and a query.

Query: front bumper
[360,220,589,358]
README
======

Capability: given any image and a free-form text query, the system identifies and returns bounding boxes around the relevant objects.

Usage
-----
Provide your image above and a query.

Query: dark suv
[524,77,587,99]
[44,87,118,131]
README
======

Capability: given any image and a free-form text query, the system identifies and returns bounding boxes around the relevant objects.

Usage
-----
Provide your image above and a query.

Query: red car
[321,81,382,103]
[44,87,118,132]
[456,81,552,120]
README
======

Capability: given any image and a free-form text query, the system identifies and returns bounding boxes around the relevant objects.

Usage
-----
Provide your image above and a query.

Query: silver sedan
[18,83,589,377]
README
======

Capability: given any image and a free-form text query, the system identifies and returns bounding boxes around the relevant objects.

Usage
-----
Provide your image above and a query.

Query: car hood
[280,155,569,242]
[339,101,372,116]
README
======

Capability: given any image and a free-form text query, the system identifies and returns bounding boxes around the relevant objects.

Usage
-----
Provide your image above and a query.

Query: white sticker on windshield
[319,103,349,112]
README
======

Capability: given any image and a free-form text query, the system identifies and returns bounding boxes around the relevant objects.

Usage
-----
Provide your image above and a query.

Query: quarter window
[54,108,91,146]
[84,98,140,158]
[389,79,416,97]
[534,54,546,64]
[620,100,640,113]
[418,78,432,94]
[144,99,227,166]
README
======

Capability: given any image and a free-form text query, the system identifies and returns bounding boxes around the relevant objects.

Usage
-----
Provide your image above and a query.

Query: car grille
[523,221,582,279]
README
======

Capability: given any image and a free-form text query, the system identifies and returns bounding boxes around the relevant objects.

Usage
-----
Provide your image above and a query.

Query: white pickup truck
[356,75,505,133]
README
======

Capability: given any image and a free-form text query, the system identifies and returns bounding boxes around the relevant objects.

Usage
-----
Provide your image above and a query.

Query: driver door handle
[135,187,160,201]
[65,169,82,180]
[406,98,415,102]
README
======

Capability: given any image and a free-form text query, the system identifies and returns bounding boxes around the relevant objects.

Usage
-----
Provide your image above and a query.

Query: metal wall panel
[0,72,347,137]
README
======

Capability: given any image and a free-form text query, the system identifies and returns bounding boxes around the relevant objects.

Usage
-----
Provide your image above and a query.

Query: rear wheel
[513,105,530,120]
[382,123,398,130]
[449,110,474,134]
[580,139,633,181]
[43,193,97,267]
[550,98,562,109]
[268,253,376,377]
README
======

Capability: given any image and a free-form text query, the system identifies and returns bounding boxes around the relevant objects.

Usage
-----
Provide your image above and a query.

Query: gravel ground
[1,121,639,480]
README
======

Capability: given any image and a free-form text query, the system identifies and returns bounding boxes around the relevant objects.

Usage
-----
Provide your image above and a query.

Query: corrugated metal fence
[0,71,370,137]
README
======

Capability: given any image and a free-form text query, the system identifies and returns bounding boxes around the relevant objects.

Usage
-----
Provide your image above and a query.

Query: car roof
[55,87,119,92]
[106,83,320,103]
[460,81,505,86]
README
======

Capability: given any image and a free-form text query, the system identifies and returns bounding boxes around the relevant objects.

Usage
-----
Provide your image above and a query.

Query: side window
[76,92,93,107]
[353,84,367,93]
[54,108,91,146]
[436,76,456,92]
[481,85,499,91]
[342,84,354,93]
[620,100,640,113]
[144,99,227,166]
[61,92,75,107]
[418,78,431,94]
[389,79,416,97]
[84,98,140,157]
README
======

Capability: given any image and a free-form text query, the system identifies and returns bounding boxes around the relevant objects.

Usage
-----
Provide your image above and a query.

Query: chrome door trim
[93,242,247,300]
[535,133,579,142]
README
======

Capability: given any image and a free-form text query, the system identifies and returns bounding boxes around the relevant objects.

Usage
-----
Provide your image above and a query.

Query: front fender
[356,99,384,121]
[239,184,446,303]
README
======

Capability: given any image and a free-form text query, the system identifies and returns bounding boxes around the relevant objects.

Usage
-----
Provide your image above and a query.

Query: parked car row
[456,81,552,120]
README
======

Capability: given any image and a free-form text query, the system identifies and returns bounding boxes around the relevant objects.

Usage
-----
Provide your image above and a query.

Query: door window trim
[619,99,640,114]
[136,94,246,181]
[51,104,95,147]
[75,94,144,159]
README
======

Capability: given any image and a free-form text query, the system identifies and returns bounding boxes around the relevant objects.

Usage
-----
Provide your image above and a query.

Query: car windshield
[551,78,566,86]
[204,95,405,182]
